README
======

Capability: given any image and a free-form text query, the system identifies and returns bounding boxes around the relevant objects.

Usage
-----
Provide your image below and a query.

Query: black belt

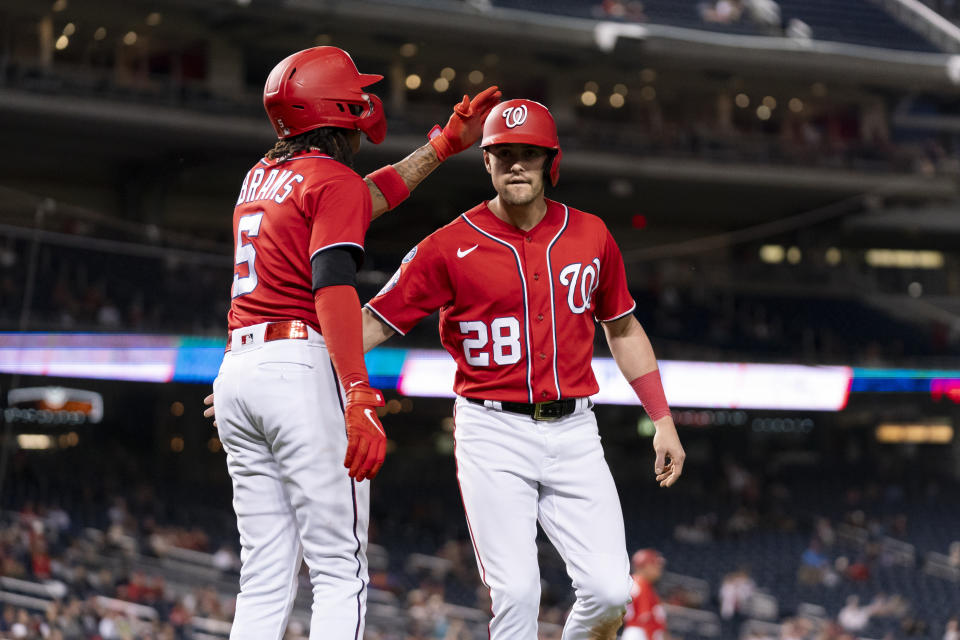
[466,397,579,421]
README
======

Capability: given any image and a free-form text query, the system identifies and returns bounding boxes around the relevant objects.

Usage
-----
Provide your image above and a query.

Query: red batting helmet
[632,549,665,570]
[480,99,562,186]
[263,46,386,143]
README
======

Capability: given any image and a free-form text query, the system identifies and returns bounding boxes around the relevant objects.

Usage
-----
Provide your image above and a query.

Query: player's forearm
[361,308,397,353]
[602,315,659,381]
[315,286,370,387]
[366,145,442,220]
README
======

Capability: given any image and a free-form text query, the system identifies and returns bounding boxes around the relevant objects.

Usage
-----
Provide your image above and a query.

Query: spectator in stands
[742,0,782,34]
[719,568,755,626]
[700,0,744,24]
[945,616,959,640]
[838,595,881,633]
[595,0,648,21]
[798,539,829,585]
[948,541,960,568]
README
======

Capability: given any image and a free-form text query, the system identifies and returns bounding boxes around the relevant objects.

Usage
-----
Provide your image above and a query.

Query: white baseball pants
[454,397,632,640]
[214,323,368,640]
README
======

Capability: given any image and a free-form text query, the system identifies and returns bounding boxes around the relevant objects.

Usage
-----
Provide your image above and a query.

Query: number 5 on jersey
[460,317,522,366]
[232,212,264,298]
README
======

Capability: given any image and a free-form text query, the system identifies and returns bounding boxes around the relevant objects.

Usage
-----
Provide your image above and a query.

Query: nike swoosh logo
[363,408,385,436]
[457,245,478,258]
[350,381,363,388]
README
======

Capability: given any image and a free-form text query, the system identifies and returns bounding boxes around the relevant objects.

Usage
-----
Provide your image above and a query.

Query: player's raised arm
[365,85,501,220]
[601,314,685,488]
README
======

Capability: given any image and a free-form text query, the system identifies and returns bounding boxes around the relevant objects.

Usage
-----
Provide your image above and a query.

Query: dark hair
[266,127,356,166]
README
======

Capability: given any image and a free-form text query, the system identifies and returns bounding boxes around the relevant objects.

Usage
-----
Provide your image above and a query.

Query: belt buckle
[532,402,560,422]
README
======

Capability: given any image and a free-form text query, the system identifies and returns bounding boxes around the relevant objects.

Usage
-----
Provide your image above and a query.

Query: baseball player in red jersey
[211,46,499,639]
[623,549,669,640]
[360,99,686,639]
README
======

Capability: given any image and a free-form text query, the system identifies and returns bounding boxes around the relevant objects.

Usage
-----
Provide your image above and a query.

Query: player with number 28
[361,99,686,639]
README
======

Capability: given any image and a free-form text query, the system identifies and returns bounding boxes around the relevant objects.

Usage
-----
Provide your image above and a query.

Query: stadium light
[865,249,944,269]
[759,245,784,263]
[17,434,53,450]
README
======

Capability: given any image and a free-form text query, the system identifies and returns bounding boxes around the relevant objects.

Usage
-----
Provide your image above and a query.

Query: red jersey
[366,199,635,403]
[624,576,666,639]
[227,153,372,333]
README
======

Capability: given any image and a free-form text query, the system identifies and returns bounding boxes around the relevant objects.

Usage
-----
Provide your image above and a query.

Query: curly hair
[266,127,356,167]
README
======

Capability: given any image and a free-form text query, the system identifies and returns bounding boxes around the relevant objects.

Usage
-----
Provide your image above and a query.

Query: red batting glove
[428,85,502,161]
[343,383,387,482]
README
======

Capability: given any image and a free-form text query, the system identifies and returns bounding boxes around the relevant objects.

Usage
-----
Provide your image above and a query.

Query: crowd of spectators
[2,433,959,639]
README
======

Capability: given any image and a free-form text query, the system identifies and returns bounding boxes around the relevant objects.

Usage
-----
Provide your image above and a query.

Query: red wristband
[366,165,410,211]
[629,369,671,421]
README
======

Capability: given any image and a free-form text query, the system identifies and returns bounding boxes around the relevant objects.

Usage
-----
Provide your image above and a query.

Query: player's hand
[203,393,217,428]
[343,383,387,481]
[428,85,502,161]
[652,417,685,488]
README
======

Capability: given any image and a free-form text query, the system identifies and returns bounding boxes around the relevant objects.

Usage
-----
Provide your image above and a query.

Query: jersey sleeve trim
[310,242,365,261]
[364,303,407,337]
[598,301,637,323]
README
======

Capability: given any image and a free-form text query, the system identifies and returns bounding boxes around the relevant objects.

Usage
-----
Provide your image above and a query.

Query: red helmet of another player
[263,46,386,143]
[632,548,665,570]
[480,99,562,187]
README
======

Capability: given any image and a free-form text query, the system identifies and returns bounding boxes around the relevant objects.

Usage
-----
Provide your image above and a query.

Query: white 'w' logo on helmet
[501,105,528,128]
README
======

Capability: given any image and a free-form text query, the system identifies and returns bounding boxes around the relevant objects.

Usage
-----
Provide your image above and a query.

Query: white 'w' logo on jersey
[559,259,600,314]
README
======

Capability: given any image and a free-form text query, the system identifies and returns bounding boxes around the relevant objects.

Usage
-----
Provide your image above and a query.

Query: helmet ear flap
[547,148,561,187]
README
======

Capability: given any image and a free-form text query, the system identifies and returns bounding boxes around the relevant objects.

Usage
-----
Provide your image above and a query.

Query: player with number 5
[362,99,686,638]
[213,45,499,639]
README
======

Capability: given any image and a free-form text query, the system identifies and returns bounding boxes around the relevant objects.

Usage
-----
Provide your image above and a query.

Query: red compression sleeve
[630,369,671,421]
[366,165,410,210]
[314,285,369,388]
